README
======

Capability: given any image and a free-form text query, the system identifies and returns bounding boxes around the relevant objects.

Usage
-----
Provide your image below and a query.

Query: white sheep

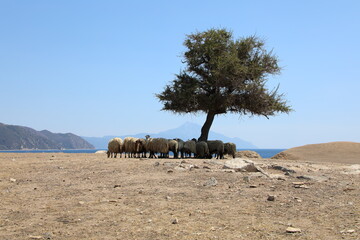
[145,136,169,158]
[107,137,123,158]
[123,137,138,158]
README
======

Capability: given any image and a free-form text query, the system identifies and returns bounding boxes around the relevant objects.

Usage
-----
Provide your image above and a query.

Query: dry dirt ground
[0,152,359,240]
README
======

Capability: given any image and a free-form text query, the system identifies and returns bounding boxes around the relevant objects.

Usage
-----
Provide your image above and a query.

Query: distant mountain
[83,122,257,149]
[0,123,94,150]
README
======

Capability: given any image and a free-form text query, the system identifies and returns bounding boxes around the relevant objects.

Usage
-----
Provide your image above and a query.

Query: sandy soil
[0,152,359,240]
[274,142,360,164]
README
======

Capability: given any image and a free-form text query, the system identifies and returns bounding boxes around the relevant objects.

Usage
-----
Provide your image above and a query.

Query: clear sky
[1,0,359,148]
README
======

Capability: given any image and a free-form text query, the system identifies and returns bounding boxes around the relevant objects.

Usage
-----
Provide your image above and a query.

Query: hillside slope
[0,123,94,150]
[272,141,360,164]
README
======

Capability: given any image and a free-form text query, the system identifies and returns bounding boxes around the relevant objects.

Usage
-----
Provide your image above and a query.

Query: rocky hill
[0,123,94,150]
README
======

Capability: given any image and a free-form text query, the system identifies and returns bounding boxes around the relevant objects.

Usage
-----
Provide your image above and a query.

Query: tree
[156,28,292,142]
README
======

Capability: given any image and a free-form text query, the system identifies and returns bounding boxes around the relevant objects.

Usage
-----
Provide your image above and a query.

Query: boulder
[235,150,262,159]
[223,158,258,172]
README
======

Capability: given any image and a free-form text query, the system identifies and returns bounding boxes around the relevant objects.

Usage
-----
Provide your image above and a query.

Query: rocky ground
[0,152,359,240]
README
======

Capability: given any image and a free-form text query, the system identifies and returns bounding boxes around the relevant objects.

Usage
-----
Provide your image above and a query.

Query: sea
[0,149,285,159]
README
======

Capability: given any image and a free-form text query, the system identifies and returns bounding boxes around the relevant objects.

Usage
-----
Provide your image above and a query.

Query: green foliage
[157,28,292,119]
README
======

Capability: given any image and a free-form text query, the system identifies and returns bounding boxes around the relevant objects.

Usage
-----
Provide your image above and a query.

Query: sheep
[183,139,197,158]
[107,137,123,158]
[196,141,210,159]
[224,142,236,159]
[207,140,225,159]
[135,138,147,158]
[145,135,155,158]
[173,138,185,158]
[168,139,179,158]
[123,137,138,158]
[145,135,169,158]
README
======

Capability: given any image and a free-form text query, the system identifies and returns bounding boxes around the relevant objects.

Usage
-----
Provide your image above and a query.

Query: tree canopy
[157,28,292,141]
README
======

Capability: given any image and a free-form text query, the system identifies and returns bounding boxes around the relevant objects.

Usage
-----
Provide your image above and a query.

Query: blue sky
[1,0,359,148]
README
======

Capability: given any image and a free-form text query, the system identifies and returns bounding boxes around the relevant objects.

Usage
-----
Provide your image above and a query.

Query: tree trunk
[198,111,216,142]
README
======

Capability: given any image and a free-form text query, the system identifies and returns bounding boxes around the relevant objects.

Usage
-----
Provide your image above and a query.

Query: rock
[10,178,17,182]
[270,174,287,180]
[43,232,52,240]
[342,164,360,175]
[235,151,262,159]
[296,175,312,180]
[28,236,43,239]
[267,195,275,201]
[78,201,85,205]
[223,159,272,178]
[340,229,355,234]
[292,182,305,185]
[243,176,251,183]
[171,218,178,224]
[292,182,309,189]
[286,227,302,233]
[203,177,218,187]
[95,150,107,154]
[223,158,258,172]
[297,175,329,182]
[174,166,187,171]
[271,165,296,173]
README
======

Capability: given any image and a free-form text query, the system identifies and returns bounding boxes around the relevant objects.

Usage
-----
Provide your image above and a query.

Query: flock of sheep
[107,135,237,159]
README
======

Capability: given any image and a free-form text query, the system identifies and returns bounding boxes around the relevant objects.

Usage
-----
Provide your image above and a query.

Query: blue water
[238,149,286,158]
[0,148,285,158]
